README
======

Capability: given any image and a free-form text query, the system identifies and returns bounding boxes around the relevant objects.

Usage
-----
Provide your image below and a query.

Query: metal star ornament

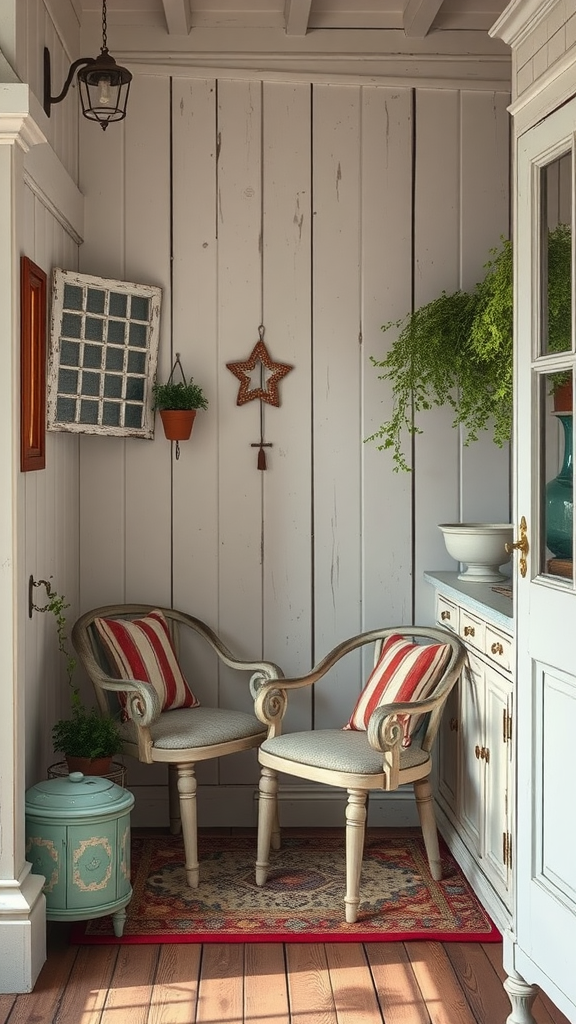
[226,329,293,407]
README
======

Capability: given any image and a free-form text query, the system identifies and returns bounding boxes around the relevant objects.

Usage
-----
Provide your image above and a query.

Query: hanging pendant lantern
[43,0,132,131]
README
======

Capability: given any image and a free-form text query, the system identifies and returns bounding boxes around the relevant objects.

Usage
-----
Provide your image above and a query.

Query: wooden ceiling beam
[403,0,444,37]
[284,0,313,37]
[161,0,190,35]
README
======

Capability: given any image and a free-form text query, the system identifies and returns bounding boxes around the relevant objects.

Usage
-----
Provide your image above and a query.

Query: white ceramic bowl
[438,523,514,583]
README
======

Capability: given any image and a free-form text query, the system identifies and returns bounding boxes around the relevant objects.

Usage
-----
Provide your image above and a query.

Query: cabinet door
[483,665,512,903]
[67,825,117,910]
[436,681,460,819]
[515,95,576,1014]
[458,652,484,854]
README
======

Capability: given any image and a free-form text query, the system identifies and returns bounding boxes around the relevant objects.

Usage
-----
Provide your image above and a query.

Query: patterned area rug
[71,828,499,944]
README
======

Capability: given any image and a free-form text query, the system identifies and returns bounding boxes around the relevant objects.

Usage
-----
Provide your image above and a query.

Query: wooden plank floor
[1,928,572,1024]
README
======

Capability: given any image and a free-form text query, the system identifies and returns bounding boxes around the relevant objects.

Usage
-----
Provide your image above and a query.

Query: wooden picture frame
[20,256,47,472]
[47,269,161,438]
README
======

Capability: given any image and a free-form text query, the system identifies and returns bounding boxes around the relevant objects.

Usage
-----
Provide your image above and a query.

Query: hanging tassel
[257,446,267,470]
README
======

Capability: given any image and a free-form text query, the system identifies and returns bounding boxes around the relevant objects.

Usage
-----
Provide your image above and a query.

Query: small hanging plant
[152,354,208,452]
[367,225,571,471]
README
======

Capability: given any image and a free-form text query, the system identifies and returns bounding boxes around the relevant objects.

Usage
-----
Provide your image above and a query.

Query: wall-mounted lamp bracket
[29,574,54,618]
[43,49,90,118]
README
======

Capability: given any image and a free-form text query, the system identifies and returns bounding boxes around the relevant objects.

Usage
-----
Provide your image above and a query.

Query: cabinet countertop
[424,571,514,633]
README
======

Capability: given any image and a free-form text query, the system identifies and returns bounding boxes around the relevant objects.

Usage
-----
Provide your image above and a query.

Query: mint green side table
[25,771,134,937]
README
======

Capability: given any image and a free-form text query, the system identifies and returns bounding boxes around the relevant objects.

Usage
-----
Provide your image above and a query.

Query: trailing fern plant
[367,225,571,471]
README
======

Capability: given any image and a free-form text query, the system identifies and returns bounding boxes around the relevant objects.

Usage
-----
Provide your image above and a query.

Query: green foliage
[152,378,208,411]
[43,586,78,702]
[367,226,571,471]
[52,705,123,760]
[37,580,122,759]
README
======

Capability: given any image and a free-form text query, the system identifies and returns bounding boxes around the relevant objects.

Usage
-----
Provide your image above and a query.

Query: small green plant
[367,225,571,471]
[152,377,208,411]
[33,579,122,760]
[52,705,123,761]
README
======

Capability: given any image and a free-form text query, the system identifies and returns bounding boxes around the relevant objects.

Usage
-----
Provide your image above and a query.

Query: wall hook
[28,575,54,618]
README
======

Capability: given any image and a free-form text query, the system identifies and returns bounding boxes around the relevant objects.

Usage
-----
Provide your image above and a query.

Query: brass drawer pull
[491,642,504,656]
[441,610,451,621]
[464,625,475,637]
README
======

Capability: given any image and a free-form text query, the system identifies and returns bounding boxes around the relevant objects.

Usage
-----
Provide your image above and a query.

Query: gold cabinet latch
[505,515,529,578]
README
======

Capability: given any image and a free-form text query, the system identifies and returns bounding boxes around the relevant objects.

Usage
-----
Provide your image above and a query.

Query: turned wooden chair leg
[256,766,277,885]
[177,764,199,887]
[271,792,281,851]
[344,788,368,924]
[168,764,182,835]
[414,776,442,881]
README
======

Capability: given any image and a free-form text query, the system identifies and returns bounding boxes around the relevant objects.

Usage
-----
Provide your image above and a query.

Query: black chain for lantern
[101,0,108,50]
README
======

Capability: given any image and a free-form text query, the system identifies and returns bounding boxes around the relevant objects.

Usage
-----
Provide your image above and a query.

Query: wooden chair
[72,604,284,888]
[253,625,467,923]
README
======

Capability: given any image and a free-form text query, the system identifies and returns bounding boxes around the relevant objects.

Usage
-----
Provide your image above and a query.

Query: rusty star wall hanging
[226,327,293,407]
[226,325,294,469]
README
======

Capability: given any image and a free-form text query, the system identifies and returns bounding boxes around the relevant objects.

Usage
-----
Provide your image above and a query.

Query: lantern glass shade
[77,51,131,129]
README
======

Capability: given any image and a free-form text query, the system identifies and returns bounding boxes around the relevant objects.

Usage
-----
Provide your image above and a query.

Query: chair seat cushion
[344,632,451,746]
[120,706,266,750]
[260,729,429,775]
[94,609,200,718]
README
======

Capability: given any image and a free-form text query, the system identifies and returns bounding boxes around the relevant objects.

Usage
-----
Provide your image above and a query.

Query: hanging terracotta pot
[159,409,197,441]
[553,379,573,413]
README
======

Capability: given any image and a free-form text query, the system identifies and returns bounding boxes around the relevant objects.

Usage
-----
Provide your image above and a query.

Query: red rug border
[70,923,501,945]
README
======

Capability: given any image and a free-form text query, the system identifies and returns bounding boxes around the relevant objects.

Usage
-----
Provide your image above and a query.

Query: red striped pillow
[94,610,200,717]
[344,633,451,746]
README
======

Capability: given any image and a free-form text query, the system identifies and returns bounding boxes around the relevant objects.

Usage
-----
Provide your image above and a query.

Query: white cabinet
[425,572,514,933]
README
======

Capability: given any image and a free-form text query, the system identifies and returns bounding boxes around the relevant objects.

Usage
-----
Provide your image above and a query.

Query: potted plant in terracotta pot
[152,375,208,442]
[37,580,123,775]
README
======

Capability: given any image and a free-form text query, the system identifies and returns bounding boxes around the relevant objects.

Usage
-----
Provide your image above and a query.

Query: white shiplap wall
[12,0,82,792]
[78,72,511,826]
[19,184,80,790]
[14,0,80,185]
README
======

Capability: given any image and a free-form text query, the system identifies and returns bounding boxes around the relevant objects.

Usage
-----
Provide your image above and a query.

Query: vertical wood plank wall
[15,0,80,183]
[14,1,81,791]
[19,187,80,790]
[78,74,511,826]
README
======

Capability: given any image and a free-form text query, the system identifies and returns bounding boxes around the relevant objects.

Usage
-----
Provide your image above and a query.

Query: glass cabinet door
[535,151,574,582]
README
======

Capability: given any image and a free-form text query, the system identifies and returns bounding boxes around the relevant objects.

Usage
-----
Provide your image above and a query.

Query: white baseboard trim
[129,784,421,829]
[0,866,46,993]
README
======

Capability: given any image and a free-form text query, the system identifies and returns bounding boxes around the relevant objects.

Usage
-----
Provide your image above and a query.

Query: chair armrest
[251,626,396,708]
[366,688,458,789]
[368,692,446,738]
[96,675,161,727]
[169,609,285,679]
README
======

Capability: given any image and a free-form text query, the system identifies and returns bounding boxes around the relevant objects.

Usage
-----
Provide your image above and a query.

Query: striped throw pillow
[94,610,200,717]
[344,633,451,746]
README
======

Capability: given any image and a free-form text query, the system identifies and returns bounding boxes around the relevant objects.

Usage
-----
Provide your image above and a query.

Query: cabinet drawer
[459,609,485,652]
[485,625,513,673]
[436,595,457,631]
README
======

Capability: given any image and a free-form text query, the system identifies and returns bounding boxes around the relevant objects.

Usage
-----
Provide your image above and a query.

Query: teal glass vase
[546,412,573,559]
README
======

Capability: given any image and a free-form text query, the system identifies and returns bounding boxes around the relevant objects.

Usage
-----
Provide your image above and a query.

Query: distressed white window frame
[47,269,162,438]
